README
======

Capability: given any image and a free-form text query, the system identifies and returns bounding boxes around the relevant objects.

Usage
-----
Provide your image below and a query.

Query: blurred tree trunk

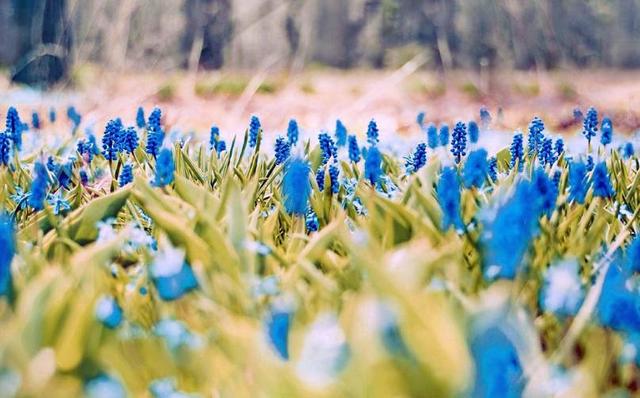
[11,0,72,86]
[184,0,232,70]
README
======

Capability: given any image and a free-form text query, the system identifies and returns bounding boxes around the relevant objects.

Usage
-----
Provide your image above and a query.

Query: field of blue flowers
[0,103,639,397]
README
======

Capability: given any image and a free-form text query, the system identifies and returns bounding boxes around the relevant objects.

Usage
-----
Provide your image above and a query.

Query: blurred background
[1,0,640,135]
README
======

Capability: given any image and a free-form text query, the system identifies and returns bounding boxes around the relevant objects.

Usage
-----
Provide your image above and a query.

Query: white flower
[541,259,584,316]
[95,296,118,320]
[152,244,185,277]
[296,313,349,387]
[96,218,117,242]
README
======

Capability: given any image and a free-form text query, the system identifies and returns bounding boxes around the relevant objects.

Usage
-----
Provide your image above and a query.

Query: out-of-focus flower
[47,192,71,215]
[364,146,382,185]
[151,244,198,301]
[85,375,127,398]
[463,149,488,188]
[366,119,379,146]
[591,162,614,198]
[265,307,292,360]
[437,166,462,231]
[153,146,174,187]
[136,106,146,128]
[468,120,479,144]
[335,119,347,147]
[439,124,449,147]
[481,180,538,280]
[28,162,49,210]
[95,295,123,329]
[600,117,613,146]
[0,214,15,298]
[296,313,350,387]
[282,157,311,216]
[469,325,525,398]
[539,259,585,317]
[348,135,360,163]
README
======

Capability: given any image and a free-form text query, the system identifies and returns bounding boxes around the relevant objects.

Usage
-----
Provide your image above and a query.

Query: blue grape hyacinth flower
[468,120,479,144]
[622,142,634,159]
[366,119,379,145]
[316,166,325,191]
[6,106,24,150]
[136,106,146,128]
[209,125,220,149]
[249,115,261,148]
[439,124,449,147]
[119,163,133,187]
[121,126,139,154]
[586,155,594,171]
[151,245,198,301]
[573,107,583,122]
[364,146,382,185]
[480,106,491,128]
[153,146,175,187]
[527,116,545,155]
[282,157,311,216]
[49,107,56,123]
[266,308,292,360]
[488,157,498,182]
[0,131,11,166]
[539,138,555,167]
[407,143,427,174]
[481,180,538,280]
[426,123,438,149]
[67,106,82,131]
[416,111,426,128]
[568,161,589,204]
[591,162,614,198]
[0,214,15,298]
[600,117,613,146]
[596,255,640,333]
[470,325,525,398]
[329,163,340,194]
[509,133,524,170]
[145,107,164,157]
[318,132,337,165]
[102,118,123,161]
[583,107,598,144]
[348,135,360,163]
[335,119,347,146]
[31,111,41,130]
[463,149,488,188]
[274,136,291,165]
[437,167,462,231]
[554,138,565,158]
[306,209,319,232]
[147,107,162,131]
[28,162,49,210]
[451,122,467,164]
[287,119,299,145]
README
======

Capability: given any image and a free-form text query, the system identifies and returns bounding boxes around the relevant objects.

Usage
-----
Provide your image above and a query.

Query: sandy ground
[1,68,639,140]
